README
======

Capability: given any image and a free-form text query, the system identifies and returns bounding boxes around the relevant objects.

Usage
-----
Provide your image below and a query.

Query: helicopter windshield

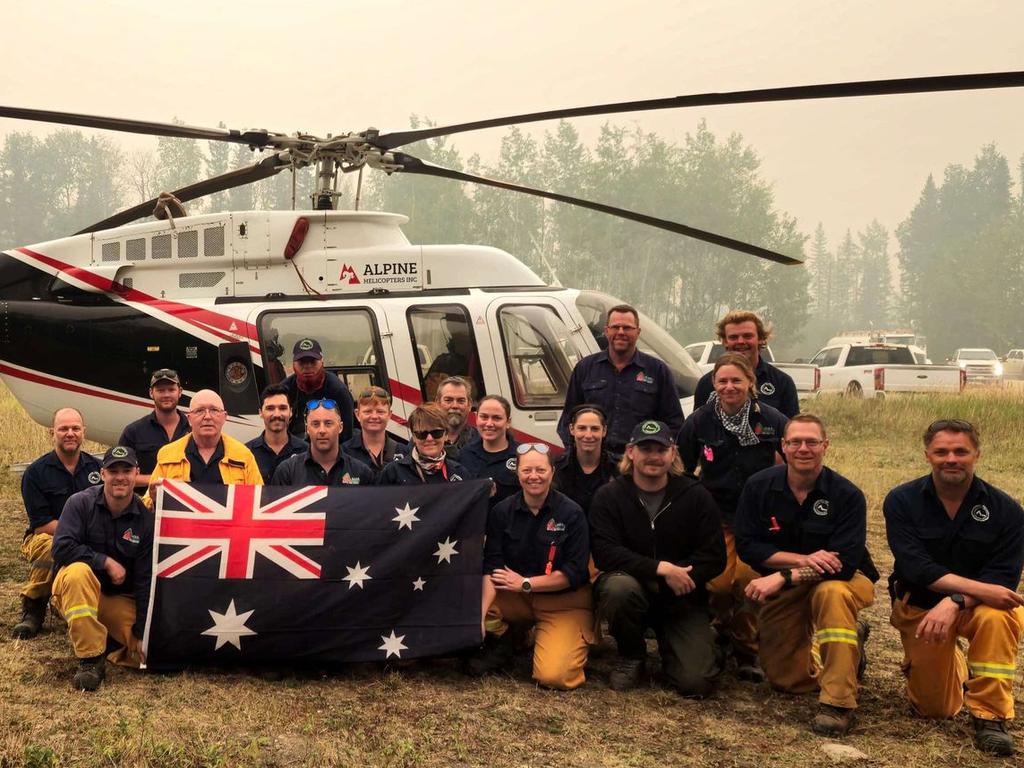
[574,290,700,398]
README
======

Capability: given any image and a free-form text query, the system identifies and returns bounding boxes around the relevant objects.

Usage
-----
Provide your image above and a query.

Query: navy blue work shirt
[52,485,152,638]
[270,451,376,486]
[282,371,355,445]
[735,464,878,582]
[483,489,590,591]
[377,454,467,486]
[342,429,403,477]
[884,474,1024,609]
[185,438,226,485]
[558,349,683,453]
[694,357,799,418]
[117,410,190,475]
[21,450,102,535]
[677,401,787,525]
[246,432,309,484]
[458,439,520,508]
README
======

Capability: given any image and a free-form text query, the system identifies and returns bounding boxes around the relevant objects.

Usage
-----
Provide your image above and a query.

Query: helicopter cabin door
[484,298,588,449]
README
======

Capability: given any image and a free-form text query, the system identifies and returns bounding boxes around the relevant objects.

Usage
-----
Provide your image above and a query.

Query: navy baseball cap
[101,445,139,469]
[292,338,323,361]
[628,420,674,446]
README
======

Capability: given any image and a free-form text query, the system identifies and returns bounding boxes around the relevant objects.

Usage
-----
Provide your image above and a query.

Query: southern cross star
[433,537,458,564]
[343,561,373,589]
[412,577,426,591]
[392,502,421,530]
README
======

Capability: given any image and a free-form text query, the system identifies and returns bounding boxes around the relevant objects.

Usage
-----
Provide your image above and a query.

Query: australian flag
[142,479,490,669]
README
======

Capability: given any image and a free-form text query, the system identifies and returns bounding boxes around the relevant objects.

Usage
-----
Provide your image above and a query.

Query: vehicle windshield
[574,290,701,397]
[958,349,997,360]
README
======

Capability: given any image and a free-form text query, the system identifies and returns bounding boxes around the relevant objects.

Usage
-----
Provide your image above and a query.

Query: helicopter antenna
[354,166,364,211]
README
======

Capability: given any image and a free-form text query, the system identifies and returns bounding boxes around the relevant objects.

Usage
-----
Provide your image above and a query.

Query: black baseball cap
[292,338,323,361]
[101,445,139,469]
[150,368,180,386]
[628,420,674,447]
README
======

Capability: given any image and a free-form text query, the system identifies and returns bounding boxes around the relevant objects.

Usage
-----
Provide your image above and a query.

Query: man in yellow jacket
[146,389,262,507]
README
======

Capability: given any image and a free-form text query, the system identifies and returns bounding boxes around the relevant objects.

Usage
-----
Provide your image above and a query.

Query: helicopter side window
[407,305,484,402]
[497,305,576,409]
[257,308,387,394]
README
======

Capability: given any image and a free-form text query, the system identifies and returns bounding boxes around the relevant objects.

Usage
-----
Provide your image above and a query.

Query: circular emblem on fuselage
[298,338,314,351]
[641,421,659,434]
[505,458,517,471]
[812,499,830,516]
[760,382,776,396]
[88,471,101,484]
[112,446,129,459]
[971,504,990,523]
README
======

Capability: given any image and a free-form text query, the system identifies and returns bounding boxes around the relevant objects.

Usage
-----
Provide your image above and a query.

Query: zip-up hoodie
[589,473,725,603]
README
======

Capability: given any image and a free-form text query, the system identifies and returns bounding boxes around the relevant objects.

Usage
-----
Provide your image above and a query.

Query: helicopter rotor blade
[390,152,800,265]
[0,105,278,147]
[76,153,291,234]
[373,70,1024,149]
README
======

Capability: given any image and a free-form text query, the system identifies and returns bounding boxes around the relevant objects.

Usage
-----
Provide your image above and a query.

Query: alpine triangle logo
[339,264,361,285]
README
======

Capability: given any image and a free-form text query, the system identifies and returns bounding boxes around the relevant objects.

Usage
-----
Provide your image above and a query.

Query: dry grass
[1,384,1022,767]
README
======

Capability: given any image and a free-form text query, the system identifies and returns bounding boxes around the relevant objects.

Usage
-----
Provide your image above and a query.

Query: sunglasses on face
[305,399,338,412]
[412,428,447,440]
[516,443,551,456]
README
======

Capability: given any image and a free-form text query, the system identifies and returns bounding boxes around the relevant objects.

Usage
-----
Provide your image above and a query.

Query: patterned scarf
[412,446,447,474]
[709,391,760,447]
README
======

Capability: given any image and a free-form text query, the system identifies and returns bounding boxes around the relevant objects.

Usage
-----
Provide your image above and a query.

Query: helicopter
[1,71,1022,448]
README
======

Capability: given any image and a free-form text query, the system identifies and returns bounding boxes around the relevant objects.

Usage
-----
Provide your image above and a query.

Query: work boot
[812,704,855,736]
[972,716,1014,756]
[608,657,645,691]
[856,619,871,681]
[11,596,47,639]
[734,652,765,683]
[465,633,517,677]
[73,655,106,692]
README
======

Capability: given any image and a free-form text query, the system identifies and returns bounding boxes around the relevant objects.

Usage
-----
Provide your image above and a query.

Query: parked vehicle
[808,343,964,397]
[1002,349,1024,380]
[827,329,928,357]
[683,340,820,395]
[951,348,1003,383]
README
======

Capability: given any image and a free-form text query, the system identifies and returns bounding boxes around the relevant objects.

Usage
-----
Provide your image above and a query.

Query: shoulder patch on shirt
[635,372,655,384]
[813,499,830,516]
[760,382,776,396]
[505,458,517,471]
[546,519,566,532]
[971,504,990,522]
[341,473,359,485]
[87,471,101,485]
[122,528,140,544]
[449,474,463,482]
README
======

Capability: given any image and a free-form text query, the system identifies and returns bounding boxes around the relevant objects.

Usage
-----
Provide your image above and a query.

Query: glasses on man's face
[190,407,225,418]
[413,428,446,441]
[784,438,823,448]
[516,442,551,456]
[306,399,338,412]
[606,324,638,333]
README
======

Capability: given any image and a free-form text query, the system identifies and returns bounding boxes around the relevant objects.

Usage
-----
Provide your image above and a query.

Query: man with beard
[271,399,375,486]
[558,305,683,457]
[117,369,190,488]
[884,419,1024,757]
[435,376,477,461]
[693,311,799,417]
[51,446,152,691]
[246,384,308,483]
[282,338,355,445]
[13,408,102,639]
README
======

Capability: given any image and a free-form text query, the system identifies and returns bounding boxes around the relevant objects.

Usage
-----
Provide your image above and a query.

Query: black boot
[73,655,106,692]
[12,596,47,639]
[466,632,518,677]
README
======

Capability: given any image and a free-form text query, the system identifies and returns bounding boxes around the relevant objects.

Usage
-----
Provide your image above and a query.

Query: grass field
[1,385,1023,767]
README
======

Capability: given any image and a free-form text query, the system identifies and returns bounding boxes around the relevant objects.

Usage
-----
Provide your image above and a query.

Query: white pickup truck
[683,341,820,395]
[808,343,964,397]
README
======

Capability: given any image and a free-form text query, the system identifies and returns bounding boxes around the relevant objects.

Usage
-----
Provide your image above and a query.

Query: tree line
[1,119,1020,360]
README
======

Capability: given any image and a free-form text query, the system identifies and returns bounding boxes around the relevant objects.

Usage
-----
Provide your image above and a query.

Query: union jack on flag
[155,481,328,580]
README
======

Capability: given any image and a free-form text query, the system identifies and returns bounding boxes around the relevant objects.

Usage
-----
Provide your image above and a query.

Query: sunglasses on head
[515,443,551,456]
[305,399,338,412]
[412,428,447,440]
[357,386,390,400]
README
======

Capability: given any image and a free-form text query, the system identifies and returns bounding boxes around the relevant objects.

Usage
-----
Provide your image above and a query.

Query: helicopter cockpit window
[497,305,577,408]
[407,305,485,402]
[257,308,386,393]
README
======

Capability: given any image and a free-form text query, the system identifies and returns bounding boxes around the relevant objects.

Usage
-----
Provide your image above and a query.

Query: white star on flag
[201,599,257,650]
[379,630,408,659]
[412,577,426,591]
[433,537,459,564]
[343,561,373,589]
[392,502,421,530]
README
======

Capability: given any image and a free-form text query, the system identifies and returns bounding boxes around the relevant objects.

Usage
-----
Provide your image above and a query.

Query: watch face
[522,579,531,593]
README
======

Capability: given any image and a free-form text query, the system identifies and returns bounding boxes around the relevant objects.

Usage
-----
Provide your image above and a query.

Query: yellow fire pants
[891,596,1024,721]
[51,562,142,667]
[758,572,875,709]
[20,533,56,600]
[489,586,594,690]
[707,527,759,659]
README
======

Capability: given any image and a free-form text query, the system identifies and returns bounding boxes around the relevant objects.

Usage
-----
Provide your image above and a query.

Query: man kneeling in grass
[51,446,152,690]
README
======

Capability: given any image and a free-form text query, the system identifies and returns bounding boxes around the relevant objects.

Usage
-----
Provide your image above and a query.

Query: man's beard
[446,411,464,431]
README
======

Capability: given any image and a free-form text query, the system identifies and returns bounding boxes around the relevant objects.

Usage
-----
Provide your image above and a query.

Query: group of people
[11,309,1024,758]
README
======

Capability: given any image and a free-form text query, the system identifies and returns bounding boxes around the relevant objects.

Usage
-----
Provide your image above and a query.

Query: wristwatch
[780,568,793,588]
[521,578,533,593]
[949,593,966,610]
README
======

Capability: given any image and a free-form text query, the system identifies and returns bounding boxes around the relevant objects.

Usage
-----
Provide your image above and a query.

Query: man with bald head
[147,389,262,502]
[13,407,102,639]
